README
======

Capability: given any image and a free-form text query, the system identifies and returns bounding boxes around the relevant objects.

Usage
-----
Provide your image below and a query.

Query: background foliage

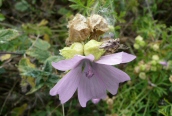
[0,0,172,116]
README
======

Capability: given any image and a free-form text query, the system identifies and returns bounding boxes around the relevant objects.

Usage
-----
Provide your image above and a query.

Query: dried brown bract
[87,14,109,39]
[68,14,90,42]
[100,38,128,55]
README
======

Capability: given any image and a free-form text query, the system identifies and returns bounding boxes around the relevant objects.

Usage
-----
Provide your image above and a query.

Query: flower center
[85,69,94,78]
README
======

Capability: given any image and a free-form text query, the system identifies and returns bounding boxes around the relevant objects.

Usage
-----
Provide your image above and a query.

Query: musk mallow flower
[50,52,136,107]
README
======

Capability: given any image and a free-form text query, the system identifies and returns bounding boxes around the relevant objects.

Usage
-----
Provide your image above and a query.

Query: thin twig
[28,34,40,50]
[0,52,23,55]
[0,79,19,115]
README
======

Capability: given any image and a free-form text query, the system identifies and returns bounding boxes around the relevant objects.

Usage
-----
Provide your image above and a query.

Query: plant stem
[62,104,65,116]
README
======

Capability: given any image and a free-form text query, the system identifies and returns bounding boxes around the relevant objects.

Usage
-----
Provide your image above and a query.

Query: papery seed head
[68,14,91,42]
[87,14,109,39]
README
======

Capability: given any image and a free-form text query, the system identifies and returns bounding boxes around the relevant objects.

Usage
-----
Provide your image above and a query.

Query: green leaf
[159,103,172,116]
[0,34,31,52]
[11,104,28,116]
[0,29,19,43]
[33,39,50,50]
[15,0,30,12]
[26,47,51,63]
[18,58,36,73]
[22,23,52,35]
[0,0,3,7]
[0,13,5,21]
[43,56,64,72]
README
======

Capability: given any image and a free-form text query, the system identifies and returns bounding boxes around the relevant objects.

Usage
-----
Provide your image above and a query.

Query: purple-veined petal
[78,61,107,107]
[52,54,94,71]
[93,63,130,95]
[95,52,136,65]
[49,64,82,104]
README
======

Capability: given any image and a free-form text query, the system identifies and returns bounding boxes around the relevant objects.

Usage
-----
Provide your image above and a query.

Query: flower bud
[139,41,146,47]
[151,66,157,71]
[169,75,172,83]
[152,44,159,51]
[145,64,151,71]
[106,98,113,106]
[151,60,157,65]
[134,43,140,49]
[135,35,143,42]
[84,40,105,60]
[139,72,146,80]
[140,64,146,71]
[152,55,159,61]
[134,66,140,73]
[60,42,84,59]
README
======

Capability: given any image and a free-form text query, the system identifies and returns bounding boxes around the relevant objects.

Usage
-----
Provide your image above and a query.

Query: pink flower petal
[95,52,136,65]
[78,62,107,107]
[93,63,130,95]
[92,99,100,104]
[52,55,94,71]
[49,64,82,104]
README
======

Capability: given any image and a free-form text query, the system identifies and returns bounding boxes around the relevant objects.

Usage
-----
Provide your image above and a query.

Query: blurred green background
[0,0,172,116]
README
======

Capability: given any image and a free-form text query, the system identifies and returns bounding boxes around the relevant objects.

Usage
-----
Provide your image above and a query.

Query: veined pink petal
[78,61,107,107]
[52,54,94,71]
[49,64,82,104]
[95,52,136,65]
[93,63,130,95]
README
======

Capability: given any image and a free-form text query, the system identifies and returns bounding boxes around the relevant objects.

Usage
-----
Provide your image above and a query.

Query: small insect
[100,38,128,55]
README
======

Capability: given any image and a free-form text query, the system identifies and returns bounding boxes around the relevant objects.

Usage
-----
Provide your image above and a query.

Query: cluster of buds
[134,35,145,49]
[134,54,172,80]
[134,56,160,80]
[134,61,148,80]
[104,96,116,110]
[150,55,160,71]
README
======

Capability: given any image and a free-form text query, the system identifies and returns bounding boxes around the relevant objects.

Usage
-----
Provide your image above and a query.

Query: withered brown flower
[68,14,90,42]
[87,14,109,39]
